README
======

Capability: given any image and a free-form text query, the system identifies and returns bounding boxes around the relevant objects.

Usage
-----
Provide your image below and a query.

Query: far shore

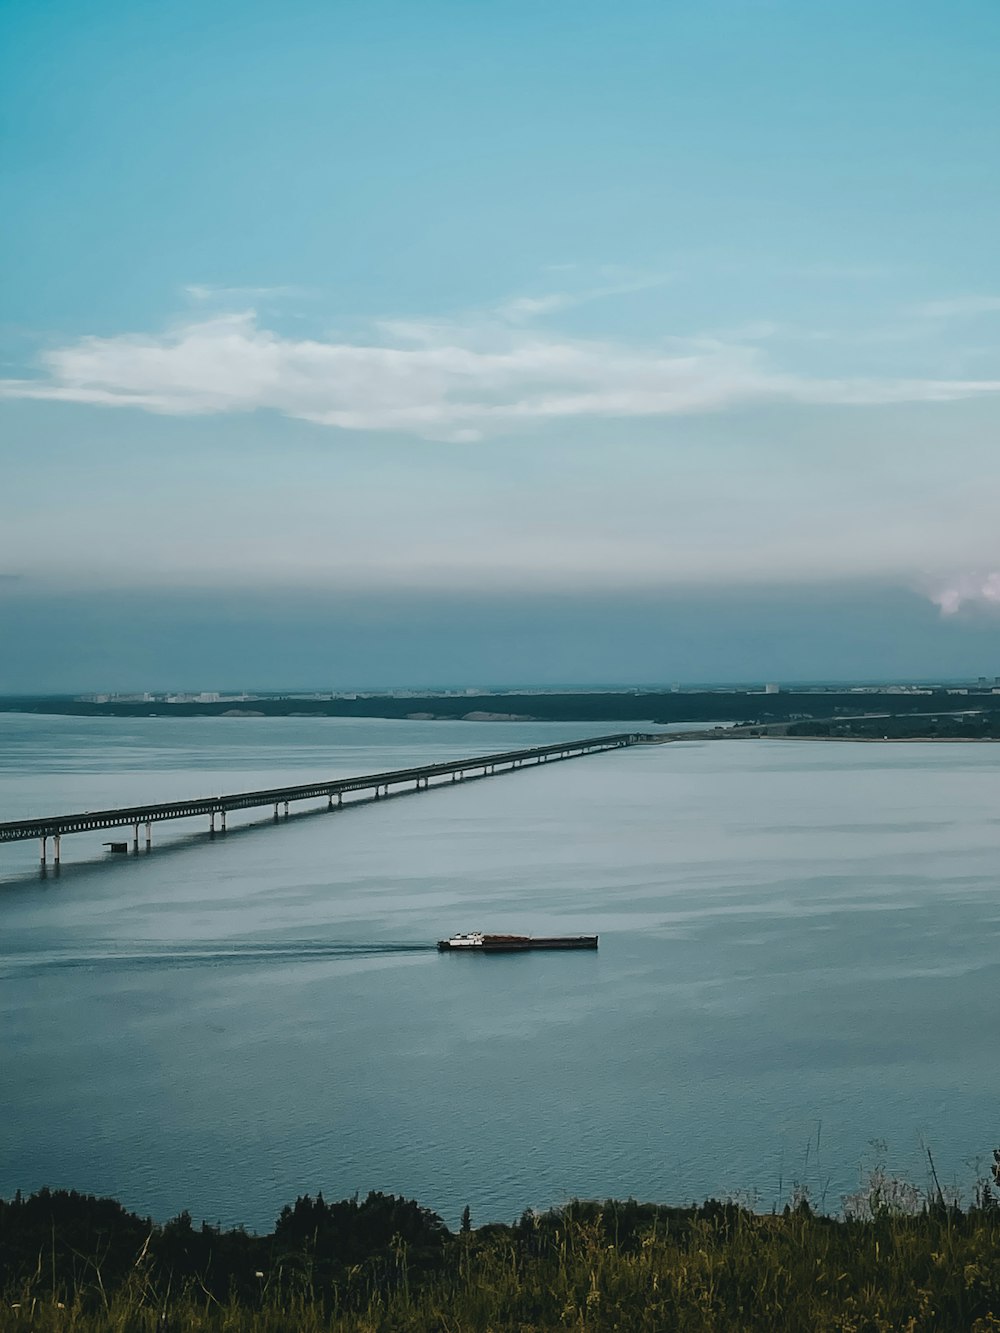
[6,689,1000,745]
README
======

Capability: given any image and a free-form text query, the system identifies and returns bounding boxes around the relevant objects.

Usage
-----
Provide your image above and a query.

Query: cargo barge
[437,932,598,952]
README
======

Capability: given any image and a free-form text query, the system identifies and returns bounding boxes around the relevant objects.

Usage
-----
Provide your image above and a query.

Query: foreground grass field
[6,1186,1000,1330]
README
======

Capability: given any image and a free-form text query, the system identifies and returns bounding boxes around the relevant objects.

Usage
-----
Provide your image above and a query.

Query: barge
[437,931,598,952]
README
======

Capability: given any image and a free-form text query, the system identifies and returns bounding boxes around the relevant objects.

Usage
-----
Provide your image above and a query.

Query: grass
[6,1183,1000,1330]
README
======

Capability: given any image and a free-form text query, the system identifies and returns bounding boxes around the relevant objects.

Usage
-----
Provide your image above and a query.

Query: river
[1,712,998,1227]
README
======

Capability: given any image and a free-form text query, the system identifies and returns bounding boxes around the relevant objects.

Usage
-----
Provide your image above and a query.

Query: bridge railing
[0,732,648,844]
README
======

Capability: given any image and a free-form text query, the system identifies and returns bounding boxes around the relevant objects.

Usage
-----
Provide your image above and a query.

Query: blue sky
[4,0,1000,689]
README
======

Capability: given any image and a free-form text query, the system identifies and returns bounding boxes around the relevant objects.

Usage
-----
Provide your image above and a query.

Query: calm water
[2,713,999,1228]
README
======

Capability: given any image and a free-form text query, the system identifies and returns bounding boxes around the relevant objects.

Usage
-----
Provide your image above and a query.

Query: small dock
[0,732,650,868]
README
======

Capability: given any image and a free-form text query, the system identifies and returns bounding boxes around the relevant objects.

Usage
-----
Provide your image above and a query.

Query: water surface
[2,714,998,1227]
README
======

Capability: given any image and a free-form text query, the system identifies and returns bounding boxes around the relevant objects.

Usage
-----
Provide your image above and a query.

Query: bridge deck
[0,732,646,844]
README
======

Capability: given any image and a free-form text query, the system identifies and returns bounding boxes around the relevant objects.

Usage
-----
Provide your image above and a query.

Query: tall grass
[6,1186,1000,1330]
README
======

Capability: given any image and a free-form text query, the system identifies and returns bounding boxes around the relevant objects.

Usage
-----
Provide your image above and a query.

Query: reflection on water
[2,713,1000,1228]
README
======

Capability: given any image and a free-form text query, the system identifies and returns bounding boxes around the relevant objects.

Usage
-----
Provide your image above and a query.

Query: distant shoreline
[5,686,1000,744]
[773,733,1000,743]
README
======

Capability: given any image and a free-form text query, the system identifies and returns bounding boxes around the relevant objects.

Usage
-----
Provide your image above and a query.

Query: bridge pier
[1,734,645,865]
[53,834,61,867]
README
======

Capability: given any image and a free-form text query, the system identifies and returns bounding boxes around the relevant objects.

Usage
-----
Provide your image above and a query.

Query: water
[2,713,999,1229]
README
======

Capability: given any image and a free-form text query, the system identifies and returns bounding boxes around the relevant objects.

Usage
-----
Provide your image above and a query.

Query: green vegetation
[6,1178,1000,1330]
[7,689,1000,731]
[787,713,1000,741]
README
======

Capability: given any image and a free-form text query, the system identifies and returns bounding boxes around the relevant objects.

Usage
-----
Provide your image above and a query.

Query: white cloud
[4,308,1000,441]
[931,573,1000,615]
[184,283,316,303]
[496,293,576,320]
[494,273,671,323]
[911,295,1000,321]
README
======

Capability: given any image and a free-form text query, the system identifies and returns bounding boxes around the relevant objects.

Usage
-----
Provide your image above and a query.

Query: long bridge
[0,732,650,868]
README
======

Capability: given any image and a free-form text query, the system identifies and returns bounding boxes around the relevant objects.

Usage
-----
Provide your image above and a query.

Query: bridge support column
[53,834,61,867]
[220,810,227,833]
[328,795,334,810]
[133,823,140,854]
[39,835,47,868]
[145,821,152,850]
[209,813,215,834]
[337,792,342,807]
[274,803,279,821]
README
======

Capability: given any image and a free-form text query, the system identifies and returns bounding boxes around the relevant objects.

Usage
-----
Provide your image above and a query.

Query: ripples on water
[0,940,436,978]
[2,713,1000,1228]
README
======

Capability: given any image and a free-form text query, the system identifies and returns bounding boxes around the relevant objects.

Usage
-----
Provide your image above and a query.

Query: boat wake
[0,940,435,978]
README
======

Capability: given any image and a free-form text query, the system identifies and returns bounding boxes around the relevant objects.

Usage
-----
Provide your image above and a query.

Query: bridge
[0,732,650,868]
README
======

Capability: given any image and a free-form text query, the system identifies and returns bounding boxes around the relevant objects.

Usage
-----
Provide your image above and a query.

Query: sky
[4,0,1000,690]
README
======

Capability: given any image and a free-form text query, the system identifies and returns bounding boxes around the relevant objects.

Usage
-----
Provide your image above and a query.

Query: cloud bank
[4,310,1000,440]
[932,573,1000,615]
